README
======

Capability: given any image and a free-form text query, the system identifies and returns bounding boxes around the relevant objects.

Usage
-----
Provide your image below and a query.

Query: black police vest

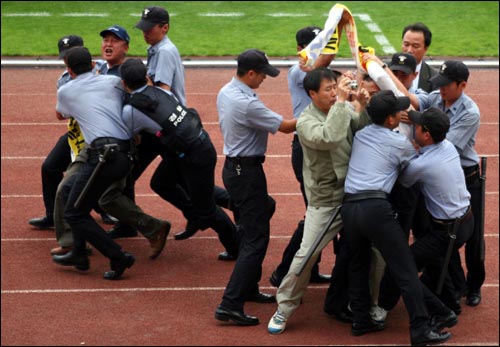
[128,86,202,153]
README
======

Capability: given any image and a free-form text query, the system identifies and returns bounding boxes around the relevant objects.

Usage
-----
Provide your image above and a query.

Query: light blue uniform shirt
[344,124,417,194]
[56,71,71,89]
[121,85,165,136]
[217,77,283,157]
[288,63,311,119]
[146,36,186,105]
[56,72,129,144]
[419,91,480,167]
[399,139,470,219]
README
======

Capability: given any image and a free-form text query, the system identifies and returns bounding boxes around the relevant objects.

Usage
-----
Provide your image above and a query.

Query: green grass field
[1,1,499,58]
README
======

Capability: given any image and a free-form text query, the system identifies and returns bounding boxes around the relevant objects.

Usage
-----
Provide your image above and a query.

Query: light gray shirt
[56,72,129,144]
[399,139,470,219]
[217,77,283,157]
[419,91,480,167]
[344,124,417,194]
[146,36,186,105]
[288,63,311,119]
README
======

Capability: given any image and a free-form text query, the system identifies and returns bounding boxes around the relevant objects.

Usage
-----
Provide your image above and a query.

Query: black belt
[90,137,131,153]
[431,205,472,226]
[343,190,389,203]
[226,156,265,165]
[463,164,479,180]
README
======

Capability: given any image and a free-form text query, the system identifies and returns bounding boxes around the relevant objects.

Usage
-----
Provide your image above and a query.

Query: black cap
[120,58,148,89]
[366,90,410,123]
[389,53,417,75]
[65,47,92,74]
[100,25,130,44]
[296,26,322,48]
[58,35,84,59]
[237,49,280,77]
[430,60,469,87]
[135,6,169,31]
[409,107,450,142]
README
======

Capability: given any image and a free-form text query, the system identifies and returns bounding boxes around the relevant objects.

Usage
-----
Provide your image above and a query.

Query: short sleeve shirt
[56,72,129,144]
[217,77,283,157]
[147,36,186,105]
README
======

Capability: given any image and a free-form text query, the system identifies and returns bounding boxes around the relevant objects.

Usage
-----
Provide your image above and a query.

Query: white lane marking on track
[2,283,498,294]
[1,192,305,198]
[3,234,498,242]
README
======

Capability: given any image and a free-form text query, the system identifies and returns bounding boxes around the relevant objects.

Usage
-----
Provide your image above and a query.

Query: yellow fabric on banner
[67,118,85,160]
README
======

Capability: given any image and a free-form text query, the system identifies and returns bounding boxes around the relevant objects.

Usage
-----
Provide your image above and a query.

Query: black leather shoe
[411,330,451,346]
[218,251,236,261]
[52,250,89,271]
[352,319,386,336]
[269,271,282,288]
[100,212,118,225]
[430,311,458,332]
[29,216,54,230]
[246,292,276,304]
[214,306,259,326]
[107,224,138,239]
[103,252,135,280]
[325,309,353,324]
[466,289,481,306]
[174,220,202,240]
[310,272,332,284]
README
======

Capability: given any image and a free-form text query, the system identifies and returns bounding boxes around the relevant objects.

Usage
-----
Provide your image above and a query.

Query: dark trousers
[324,233,350,313]
[41,133,71,220]
[438,169,484,296]
[220,158,275,312]
[464,172,485,291]
[150,131,239,255]
[379,209,474,313]
[342,198,429,335]
[62,147,131,260]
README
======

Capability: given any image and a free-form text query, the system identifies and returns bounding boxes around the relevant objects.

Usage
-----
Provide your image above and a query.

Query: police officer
[421,61,484,307]
[341,91,451,345]
[52,47,136,280]
[377,108,471,330]
[29,35,86,230]
[120,58,239,259]
[214,49,296,326]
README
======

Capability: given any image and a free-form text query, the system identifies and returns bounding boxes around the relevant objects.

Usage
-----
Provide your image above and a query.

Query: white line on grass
[353,13,396,54]
[2,12,51,17]
[198,13,244,17]
[61,13,108,17]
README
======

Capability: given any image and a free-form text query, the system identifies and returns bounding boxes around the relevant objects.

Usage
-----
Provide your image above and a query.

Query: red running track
[1,66,498,346]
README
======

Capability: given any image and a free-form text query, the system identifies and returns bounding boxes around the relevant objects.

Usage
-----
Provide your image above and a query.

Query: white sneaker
[370,305,388,323]
[268,310,287,334]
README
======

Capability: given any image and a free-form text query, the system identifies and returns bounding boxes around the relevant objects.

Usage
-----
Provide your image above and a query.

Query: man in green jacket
[268,67,371,334]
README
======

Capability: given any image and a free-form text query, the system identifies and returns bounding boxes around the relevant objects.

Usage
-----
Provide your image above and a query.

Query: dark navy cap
[100,25,130,44]
[409,107,450,142]
[430,60,469,87]
[389,53,417,75]
[237,49,280,77]
[58,35,84,59]
[135,6,170,31]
